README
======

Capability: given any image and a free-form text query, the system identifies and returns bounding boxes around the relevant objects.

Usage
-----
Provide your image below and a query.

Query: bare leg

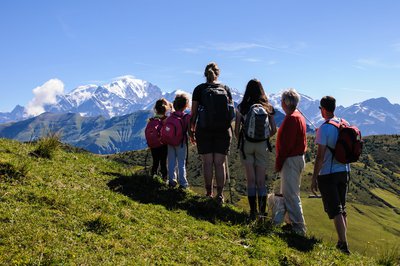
[213,153,226,198]
[334,213,347,243]
[202,153,214,196]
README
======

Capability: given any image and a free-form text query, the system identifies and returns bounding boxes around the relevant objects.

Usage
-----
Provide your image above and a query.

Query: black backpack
[197,84,234,131]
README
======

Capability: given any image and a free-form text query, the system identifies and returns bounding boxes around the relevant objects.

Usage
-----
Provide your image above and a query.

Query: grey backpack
[243,103,270,142]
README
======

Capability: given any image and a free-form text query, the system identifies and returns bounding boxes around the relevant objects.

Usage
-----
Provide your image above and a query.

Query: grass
[0,138,380,265]
[371,188,400,208]
[302,198,400,256]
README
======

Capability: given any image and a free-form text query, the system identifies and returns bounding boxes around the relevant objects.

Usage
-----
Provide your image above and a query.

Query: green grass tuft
[30,132,61,159]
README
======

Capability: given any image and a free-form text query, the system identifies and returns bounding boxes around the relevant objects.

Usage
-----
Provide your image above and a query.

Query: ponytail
[204,62,220,83]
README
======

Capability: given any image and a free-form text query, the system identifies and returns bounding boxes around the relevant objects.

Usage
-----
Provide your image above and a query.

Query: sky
[1,0,400,112]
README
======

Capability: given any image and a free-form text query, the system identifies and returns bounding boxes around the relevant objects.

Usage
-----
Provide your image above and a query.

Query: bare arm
[190,100,199,131]
[189,100,199,143]
[311,144,327,195]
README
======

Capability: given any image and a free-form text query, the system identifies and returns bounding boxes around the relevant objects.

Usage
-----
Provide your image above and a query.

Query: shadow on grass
[107,172,321,252]
[276,226,321,252]
[106,172,248,225]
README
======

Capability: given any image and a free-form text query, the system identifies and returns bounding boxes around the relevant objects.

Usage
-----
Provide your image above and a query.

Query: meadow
[0,137,391,265]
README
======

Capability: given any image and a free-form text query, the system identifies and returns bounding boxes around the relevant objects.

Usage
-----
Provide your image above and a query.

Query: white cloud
[184,70,203,76]
[26,79,64,116]
[113,75,136,81]
[181,41,304,55]
[355,58,400,69]
[208,42,265,52]
[338,87,374,93]
[181,48,200,53]
[243,58,262,63]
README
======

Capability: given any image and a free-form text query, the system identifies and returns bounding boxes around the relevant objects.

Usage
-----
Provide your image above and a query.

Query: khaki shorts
[240,139,270,166]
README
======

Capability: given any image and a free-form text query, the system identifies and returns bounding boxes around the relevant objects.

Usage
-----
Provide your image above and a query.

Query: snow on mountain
[41,76,163,118]
[336,97,400,135]
[1,76,400,136]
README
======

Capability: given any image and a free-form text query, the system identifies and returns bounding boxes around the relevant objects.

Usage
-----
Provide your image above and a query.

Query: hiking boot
[249,211,257,221]
[248,196,257,220]
[258,195,267,216]
[336,241,350,255]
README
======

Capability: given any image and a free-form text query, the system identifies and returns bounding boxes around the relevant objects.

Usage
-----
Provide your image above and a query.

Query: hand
[189,131,196,145]
[311,177,319,196]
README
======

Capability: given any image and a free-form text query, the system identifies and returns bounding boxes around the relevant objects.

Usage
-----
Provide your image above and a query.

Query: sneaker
[336,241,350,255]
[178,185,189,190]
[216,195,224,206]
[168,180,177,188]
[205,193,213,198]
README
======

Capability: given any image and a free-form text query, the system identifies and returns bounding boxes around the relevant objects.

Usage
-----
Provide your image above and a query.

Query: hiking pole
[145,148,149,173]
[296,108,318,130]
[225,155,233,204]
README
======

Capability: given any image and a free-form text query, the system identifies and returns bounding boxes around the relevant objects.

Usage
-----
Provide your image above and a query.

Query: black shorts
[195,128,232,155]
[317,171,349,219]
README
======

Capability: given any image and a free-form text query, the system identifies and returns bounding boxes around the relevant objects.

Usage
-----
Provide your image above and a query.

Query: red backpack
[325,118,363,164]
[161,112,188,146]
[145,117,164,148]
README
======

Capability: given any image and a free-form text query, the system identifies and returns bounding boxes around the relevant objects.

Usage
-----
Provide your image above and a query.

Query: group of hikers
[145,62,353,254]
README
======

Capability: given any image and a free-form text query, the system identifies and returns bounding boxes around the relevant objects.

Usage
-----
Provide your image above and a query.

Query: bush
[0,161,30,181]
[31,132,61,159]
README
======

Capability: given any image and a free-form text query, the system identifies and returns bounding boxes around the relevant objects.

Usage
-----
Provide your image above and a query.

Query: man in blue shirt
[311,96,350,255]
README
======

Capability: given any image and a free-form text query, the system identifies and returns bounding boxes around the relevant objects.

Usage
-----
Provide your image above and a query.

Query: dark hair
[320,96,336,113]
[154,98,168,115]
[173,93,189,111]
[238,79,273,115]
[204,62,220,83]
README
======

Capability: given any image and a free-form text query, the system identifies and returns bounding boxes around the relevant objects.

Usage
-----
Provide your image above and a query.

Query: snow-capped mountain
[44,76,163,118]
[1,76,400,136]
[269,93,400,135]
[269,92,322,128]
[335,98,400,135]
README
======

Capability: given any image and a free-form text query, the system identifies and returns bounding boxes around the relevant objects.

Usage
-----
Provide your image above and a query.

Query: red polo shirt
[275,110,307,172]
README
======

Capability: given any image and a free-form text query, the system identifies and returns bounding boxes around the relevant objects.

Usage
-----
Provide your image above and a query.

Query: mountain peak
[362,97,391,106]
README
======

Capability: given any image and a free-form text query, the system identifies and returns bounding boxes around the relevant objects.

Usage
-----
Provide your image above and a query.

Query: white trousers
[280,155,306,234]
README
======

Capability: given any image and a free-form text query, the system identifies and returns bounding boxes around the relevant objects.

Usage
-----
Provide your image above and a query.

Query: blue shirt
[316,117,350,175]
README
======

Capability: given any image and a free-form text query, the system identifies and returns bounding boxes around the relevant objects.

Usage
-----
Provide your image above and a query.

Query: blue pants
[168,144,188,188]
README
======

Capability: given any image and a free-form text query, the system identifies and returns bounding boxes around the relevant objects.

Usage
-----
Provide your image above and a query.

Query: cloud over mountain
[26,79,64,117]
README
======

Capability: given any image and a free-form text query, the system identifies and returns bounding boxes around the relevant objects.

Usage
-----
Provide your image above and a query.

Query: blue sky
[1,0,400,112]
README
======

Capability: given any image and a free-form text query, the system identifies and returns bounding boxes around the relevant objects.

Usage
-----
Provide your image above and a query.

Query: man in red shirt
[275,89,307,235]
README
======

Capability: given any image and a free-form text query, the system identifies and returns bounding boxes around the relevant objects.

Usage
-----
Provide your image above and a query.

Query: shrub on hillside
[31,132,61,159]
[0,161,30,181]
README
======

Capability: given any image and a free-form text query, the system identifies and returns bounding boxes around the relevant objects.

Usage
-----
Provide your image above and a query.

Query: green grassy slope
[0,138,379,265]
[114,134,400,260]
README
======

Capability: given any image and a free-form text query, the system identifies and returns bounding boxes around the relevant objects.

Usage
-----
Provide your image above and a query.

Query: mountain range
[0,76,399,153]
